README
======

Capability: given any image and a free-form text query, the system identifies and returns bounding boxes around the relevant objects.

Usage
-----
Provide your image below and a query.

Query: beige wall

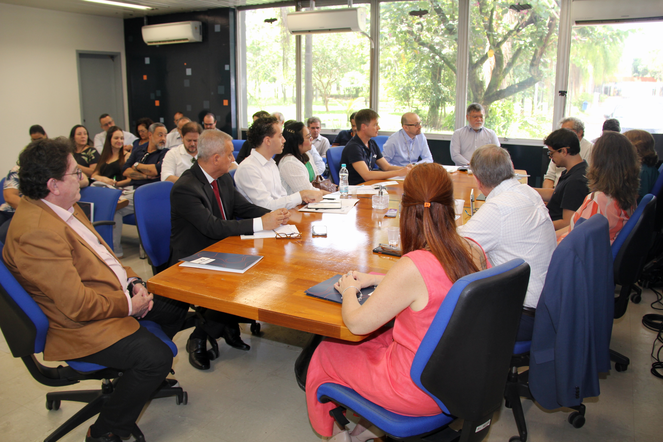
[0,3,127,170]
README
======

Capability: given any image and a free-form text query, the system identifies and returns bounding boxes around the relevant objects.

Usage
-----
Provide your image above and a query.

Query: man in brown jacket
[2,138,173,442]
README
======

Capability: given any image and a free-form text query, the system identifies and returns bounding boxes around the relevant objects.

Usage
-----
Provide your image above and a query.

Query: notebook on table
[305,274,374,305]
[179,251,263,273]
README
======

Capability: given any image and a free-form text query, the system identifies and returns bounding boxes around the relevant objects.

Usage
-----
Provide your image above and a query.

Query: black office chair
[317,259,530,442]
[0,244,187,442]
[505,215,615,442]
[609,194,656,370]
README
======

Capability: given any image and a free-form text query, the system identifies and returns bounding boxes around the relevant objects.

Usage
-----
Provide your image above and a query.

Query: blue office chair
[0,243,187,442]
[232,139,244,153]
[373,135,388,152]
[0,177,6,205]
[609,194,656,371]
[505,214,614,442]
[134,181,173,274]
[229,168,237,187]
[326,146,344,185]
[79,186,122,251]
[317,259,530,442]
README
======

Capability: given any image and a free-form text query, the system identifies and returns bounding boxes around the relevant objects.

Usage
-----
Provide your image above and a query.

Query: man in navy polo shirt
[340,109,411,185]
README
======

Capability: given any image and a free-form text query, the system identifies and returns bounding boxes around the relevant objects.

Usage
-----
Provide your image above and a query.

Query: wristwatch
[127,278,147,297]
[133,162,140,170]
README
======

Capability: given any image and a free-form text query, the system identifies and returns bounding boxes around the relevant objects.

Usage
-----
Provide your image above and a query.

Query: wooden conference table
[147,169,526,343]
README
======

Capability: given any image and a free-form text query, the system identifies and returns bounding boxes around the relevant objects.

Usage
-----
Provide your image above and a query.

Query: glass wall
[567,21,663,141]
[467,0,559,138]
[379,0,458,133]
[302,5,371,130]
[242,6,297,123]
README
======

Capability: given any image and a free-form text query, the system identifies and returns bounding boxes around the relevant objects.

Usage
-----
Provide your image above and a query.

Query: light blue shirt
[450,125,500,166]
[382,129,433,166]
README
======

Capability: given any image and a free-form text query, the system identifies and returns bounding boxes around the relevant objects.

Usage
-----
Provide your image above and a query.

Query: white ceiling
[0,0,292,18]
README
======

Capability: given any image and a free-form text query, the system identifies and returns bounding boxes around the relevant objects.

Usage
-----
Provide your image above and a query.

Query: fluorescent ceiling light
[84,0,153,10]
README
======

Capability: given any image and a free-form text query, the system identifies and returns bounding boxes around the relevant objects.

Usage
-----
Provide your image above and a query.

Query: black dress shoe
[86,427,121,442]
[186,337,210,370]
[222,326,250,351]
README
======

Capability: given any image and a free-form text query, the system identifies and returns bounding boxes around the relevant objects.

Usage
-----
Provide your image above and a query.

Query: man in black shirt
[340,109,411,185]
[536,128,589,230]
[122,123,168,188]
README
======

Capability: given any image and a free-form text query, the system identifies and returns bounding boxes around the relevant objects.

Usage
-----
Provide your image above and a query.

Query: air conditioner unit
[286,8,367,35]
[141,21,203,46]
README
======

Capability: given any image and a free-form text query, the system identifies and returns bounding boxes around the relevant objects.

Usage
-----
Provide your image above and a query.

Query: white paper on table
[372,181,399,187]
[443,166,460,173]
[298,198,359,214]
[352,186,378,195]
[240,224,299,240]
[390,176,407,181]
[323,193,341,200]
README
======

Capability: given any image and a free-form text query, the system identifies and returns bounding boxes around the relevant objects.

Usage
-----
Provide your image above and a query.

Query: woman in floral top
[70,124,100,178]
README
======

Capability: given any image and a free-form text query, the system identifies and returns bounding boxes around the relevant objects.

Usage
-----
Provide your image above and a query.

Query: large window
[379,1,458,133]
[567,21,663,140]
[241,5,371,130]
[242,7,297,124]
[302,5,372,130]
[467,0,559,138]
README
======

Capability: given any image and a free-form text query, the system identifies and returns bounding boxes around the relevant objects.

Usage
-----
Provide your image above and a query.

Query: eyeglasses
[404,123,422,127]
[275,231,302,239]
[546,147,566,158]
[65,168,83,180]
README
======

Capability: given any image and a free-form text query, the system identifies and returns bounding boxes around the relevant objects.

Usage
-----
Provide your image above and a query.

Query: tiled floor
[1,226,663,441]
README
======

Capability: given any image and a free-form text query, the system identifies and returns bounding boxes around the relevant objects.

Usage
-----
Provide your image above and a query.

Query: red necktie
[210,180,226,220]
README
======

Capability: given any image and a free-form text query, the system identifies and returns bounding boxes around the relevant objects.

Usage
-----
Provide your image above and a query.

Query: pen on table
[470,188,475,216]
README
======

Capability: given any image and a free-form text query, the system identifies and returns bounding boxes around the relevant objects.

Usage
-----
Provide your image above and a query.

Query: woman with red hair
[305,163,488,441]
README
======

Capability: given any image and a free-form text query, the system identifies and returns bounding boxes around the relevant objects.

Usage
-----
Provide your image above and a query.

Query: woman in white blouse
[275,120,320,194]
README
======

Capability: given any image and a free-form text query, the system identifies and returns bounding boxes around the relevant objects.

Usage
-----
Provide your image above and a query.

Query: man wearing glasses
[450,103,500,166]
[3,138,175,442]
[383,112,434,166]
[535,128,589,230]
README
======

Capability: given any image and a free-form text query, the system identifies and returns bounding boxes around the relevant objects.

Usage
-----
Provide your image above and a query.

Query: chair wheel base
[509,436,523,442]
[615,362,628,372]
[630,293,641,304]
[46,399,60,411]
[568,411,585,428]
[175,391,188,405]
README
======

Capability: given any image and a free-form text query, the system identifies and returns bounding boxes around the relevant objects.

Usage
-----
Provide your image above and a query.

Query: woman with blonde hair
[558,131,640,244]
[305,163,488,441]
[624,129,659,202]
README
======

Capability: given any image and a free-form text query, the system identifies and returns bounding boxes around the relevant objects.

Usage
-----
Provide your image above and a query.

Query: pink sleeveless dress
[305,250,457,437]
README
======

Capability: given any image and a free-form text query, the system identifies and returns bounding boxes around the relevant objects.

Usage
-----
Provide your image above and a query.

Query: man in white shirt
[307,117,330,158]
[161,122,201,182]
[93,114,137,153]
[165,117,190,150]
[169,111,184,134]
[383,112,434,166]
[542,116,593,188]
[203,112,220,131]
[457,144,556,341]
[235,116,323,210]
[306,116,329,174]
[450,103,500,166]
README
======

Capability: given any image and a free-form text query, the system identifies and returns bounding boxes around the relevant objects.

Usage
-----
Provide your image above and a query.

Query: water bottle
[339,163,349,197]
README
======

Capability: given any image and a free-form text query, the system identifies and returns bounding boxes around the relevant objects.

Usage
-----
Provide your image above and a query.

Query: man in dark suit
[170,129,290,370]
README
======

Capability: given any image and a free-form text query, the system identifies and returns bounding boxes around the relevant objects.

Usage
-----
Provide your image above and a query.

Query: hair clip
[424,202,431,208]
[285,128,295,134]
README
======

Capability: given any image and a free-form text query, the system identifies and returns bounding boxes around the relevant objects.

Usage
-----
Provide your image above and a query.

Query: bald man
[383,112,433,166]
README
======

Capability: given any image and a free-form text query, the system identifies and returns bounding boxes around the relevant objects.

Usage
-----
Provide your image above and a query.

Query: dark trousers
[516,312,535,342]
[74,326,173,438]
[142,294,242,341]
